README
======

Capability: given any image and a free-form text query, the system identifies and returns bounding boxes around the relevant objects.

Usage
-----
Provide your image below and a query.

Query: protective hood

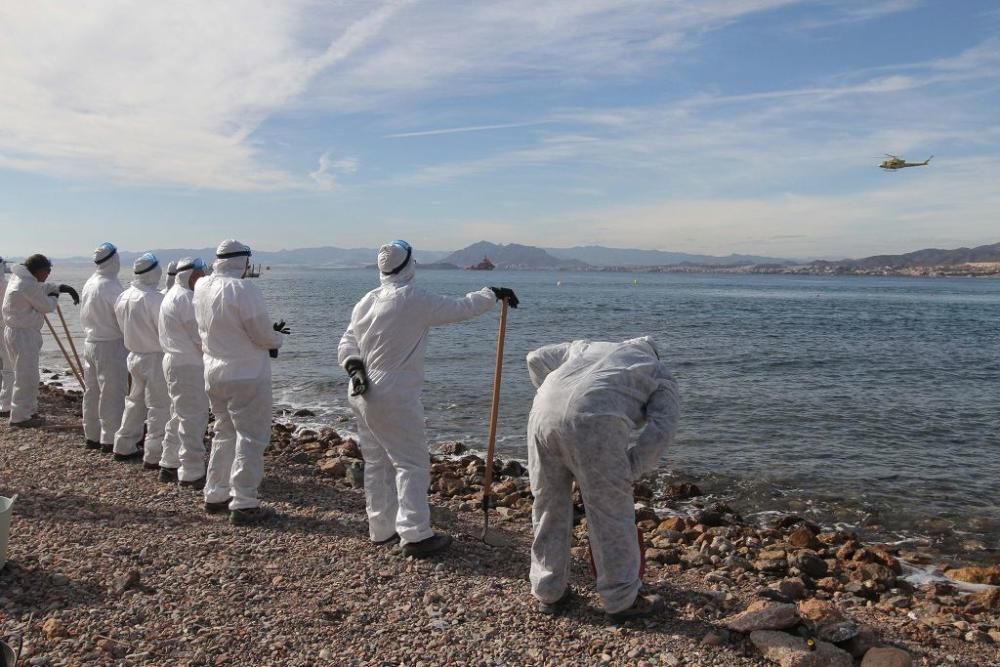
[165,261,178,289]
[378,241,415,286]
[133,252,162,288]
[93,242,121,276]
[173,256,206,290]
[213,239,251,278]
[623,336,660,359]
[11,263,36,282]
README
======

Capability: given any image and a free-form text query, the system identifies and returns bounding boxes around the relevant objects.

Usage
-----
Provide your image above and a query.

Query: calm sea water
[37,266,1000,560]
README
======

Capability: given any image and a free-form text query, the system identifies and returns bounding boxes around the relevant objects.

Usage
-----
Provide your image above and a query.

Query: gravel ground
[0,386,996,666]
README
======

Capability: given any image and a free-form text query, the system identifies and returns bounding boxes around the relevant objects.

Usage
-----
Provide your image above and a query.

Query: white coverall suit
[113,261,169,465]
[80,250,128,446]
[194,251,283,510]
[159,263,209,481]
[1,265,58,424]
[526,337,680,614]
[0,259,13,413]
[337,248,497,544]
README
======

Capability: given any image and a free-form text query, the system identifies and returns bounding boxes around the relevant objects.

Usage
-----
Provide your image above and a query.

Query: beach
[1,385,997,666]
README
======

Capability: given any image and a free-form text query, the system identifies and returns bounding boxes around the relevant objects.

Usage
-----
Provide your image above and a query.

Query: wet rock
[663,482,702,500]
[749,630,853,667]
[860,647,912,667]
[787,526,821,550]
[293,408,316,417]
[798,599,858,643]
[723,600,799,632]
[435,441,466,455]
[945,565,1000,585]
[337,439,362,459]
[854,563,895,589]
[852,546,901,575]
[658,517,687,533]
[632,481,654,500]
[500,459,526,477]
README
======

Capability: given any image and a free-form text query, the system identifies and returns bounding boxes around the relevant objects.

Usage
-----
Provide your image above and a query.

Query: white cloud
[309,151,358,190]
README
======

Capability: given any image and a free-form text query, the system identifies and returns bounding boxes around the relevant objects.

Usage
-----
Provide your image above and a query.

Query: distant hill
[53,246,451,268]
[442,242,587,269]
[812,241,1000,269]
[546,245,793,267]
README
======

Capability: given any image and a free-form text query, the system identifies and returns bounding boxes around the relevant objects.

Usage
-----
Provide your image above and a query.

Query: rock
[856,563,895,589]
[438,474,466,497]
[645,548,680,565]
[113,570,141,596]
[345,461,365,488]
[293,408,316,417]
[841,625,881,660]
[317,457,347,477]
[790,550,828,579]
[664,482,702,499]
[788,526,821,550]
[500,459,526,477]
[964,630,990,643]
[860,647,912,667]
[337,439,362,459]
[755,557,789,574]
[41,617,65,639]
[770,577,808,601]
[749,630,853,667]
[798,599,858,643]
[723,601,799,632]
[944,565,1000,585]
[435,441,466,455]
[658,517,687,533]
[632,481,654,499]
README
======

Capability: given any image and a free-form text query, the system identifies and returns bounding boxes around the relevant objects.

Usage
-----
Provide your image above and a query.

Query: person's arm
[182,304,202,354]
[239,285,284,351]
[526,342,573,388]
[423,287,496,327]
[26,282,58,315]
[337,306,362,368]
[629,363,681,479]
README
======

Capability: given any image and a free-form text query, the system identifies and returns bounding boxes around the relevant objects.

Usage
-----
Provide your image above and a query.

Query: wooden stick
[44,314,86,390]
[481,298,509,541]
[56,304,84,385]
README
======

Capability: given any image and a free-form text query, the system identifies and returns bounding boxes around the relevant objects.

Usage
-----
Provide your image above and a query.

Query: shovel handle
[481,298,509,512]
[56,304,84,386]
[44,315,86,390]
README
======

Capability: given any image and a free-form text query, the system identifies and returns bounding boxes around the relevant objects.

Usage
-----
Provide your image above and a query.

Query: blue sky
[1,0,998,259]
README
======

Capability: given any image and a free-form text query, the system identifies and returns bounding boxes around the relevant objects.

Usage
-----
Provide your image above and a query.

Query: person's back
[160,282,201,363]
[3,264,56,330]
[195,272,272,383]
[116,283,163,354]
[81,270,124,343]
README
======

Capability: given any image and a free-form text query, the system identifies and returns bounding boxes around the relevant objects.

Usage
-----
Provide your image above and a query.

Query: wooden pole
[55,305,84,386]
[44,314,85,390]
[481,298,509,541]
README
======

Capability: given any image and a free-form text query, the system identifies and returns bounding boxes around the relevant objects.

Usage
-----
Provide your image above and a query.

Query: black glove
[489,287,519,308]
[269,349,279,359]
[59,284,80,305]
[273,320,290,335]
[344,358,369,397]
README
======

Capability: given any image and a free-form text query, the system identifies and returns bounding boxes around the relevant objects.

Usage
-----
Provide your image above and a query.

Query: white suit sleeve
[183,310,202,354]
[337,308,362,369]
[239,286,283,351]
[629,363,680,478]
[27,283,58,315]
[422,288,496,327]
[526,342,573,388]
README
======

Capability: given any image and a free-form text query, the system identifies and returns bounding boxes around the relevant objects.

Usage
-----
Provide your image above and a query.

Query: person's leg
[528,415,576,605]
[175,364,209,483]
[159,356,183,471]
[140,353,169,466]
[114,353,147,456]
[0,328,13,413]
[8,329,42,423]
[96,340,128,446]
[567,418,642,615]
[375,397,433,544]
[81,342,101,442]
[204,382,236,505]
[228,374,273,511]
[352,405,398,542]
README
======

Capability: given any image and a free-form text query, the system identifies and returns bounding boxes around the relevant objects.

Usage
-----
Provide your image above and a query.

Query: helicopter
[879,154,932,170]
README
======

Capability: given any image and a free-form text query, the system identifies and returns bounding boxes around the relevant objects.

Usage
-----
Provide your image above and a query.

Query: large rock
[750,631,853,667]
[798,599,858,643]
[787,526,821,550]
[965,587,1000,612]
[769,578,808,601]
[723,601,800,632]
[860,647,912,667]
[945,565,1000,585]
[790,550,828,579]
[435,441,466,455]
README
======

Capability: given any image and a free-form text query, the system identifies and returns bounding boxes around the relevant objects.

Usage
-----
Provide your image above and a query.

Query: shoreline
[0,385,996,665]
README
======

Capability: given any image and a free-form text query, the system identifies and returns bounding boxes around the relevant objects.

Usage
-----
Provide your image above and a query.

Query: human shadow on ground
[0,557,104,613]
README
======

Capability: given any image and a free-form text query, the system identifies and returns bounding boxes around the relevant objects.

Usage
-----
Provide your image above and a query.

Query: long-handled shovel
[44,314,85,390]
[480,298,510,544]
[55,305,84,386]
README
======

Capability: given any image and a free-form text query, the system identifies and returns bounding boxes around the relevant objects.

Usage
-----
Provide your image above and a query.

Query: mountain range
[810,241,1000,269]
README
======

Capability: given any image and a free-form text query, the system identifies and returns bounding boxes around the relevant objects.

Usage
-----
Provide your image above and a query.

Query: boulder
[840,624,881,660]
[790,550,828,579]
[723,601,800,632]
[500,459,527,477]
[797,599,858,643]
[749,630,853,667]
[664,482,702,499]
[435,441,466,455]
[787,526,822,550]
[945,565,1000,585]
[964,587,1000,612]
[769,577,808,601]
[860,647,912,667]
[338,439,362,459]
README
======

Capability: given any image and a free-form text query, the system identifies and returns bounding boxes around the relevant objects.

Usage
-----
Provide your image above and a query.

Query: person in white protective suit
[525,337,680,620]
[0,256,13,418]
[162,261,178,294]
[194,240,286,526]
[338,240,519,558]
[112,253,169,468]
[158,257,210,487]
[80,242,129,452]
[2,254,79,427]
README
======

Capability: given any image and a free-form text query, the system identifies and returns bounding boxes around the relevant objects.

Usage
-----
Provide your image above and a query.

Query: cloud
[309,151,358,190]
[384,121,551,139]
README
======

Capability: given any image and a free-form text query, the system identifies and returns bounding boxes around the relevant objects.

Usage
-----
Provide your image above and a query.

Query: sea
[31,265,1000,563]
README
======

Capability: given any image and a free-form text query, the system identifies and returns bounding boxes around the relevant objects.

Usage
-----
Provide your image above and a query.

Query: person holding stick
[337,239,518,558]
[0,256,13,417]
[80,242,129,453]
[524,337,679,620]
[1,254,79,428]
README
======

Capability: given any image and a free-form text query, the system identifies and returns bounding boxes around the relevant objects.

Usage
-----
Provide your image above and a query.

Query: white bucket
[0,495,16,571]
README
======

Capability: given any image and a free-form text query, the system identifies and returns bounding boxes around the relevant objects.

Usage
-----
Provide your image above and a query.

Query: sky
[1,0,999,260]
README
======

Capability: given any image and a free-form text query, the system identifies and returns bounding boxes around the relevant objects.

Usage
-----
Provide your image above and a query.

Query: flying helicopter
[879,154,932,170]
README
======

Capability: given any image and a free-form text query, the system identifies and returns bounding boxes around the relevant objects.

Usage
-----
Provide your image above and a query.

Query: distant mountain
[813,242,1000,269]
[442,242,587,269]
[54,246,451,268]
[545,245,793,267]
